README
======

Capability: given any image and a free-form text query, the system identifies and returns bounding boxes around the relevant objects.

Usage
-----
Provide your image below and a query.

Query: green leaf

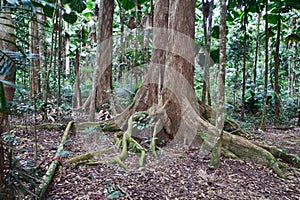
[63,11,78,24]
[70,0,86,13]
[43,4,55,17]
[107,191,124,199]
[86,0,94,10]
[211,26,219,39]
[62,0,72,4]
[228,0,243,9]
[0,58,14,76]
[137,0,147,4]
[226,12,235,22]
[266,14,280,25]
[121,0,135,10]
[284,0,300,10]
[210,48,219,64]
[285,34,300,43]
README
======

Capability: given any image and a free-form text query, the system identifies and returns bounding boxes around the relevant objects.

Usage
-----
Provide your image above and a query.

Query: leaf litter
[10,116,300,200]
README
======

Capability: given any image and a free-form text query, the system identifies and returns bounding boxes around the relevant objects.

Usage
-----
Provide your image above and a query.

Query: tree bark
[160,0,196,139]
[260,0,269,131]
[89,0,114,121]
[114,0,169,128]
[210,0,226,168]
[73,48,82,108]
[253,12,261,86]
[201,0,213,106]
[0,6,17,194]
[274,18,281,119]
[57,0,63,107]
[30,14,41,97]
[241,4,247,120]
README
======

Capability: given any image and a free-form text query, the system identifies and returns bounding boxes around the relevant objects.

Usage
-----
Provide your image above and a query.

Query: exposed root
[75,119,121,132]
[114,115,146,169]
[65,148,114,166]
[222,131,285,177]
[254,143,300,168]
[38,121,74,199]
[69,100,296,178]
[13,123,65,131]
[150,119,161,158]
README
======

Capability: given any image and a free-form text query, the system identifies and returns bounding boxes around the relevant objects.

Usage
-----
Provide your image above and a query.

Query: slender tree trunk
[37,9,48,120]
[57,0,63,107]
[260,0,269,131]
[65,33,70,75]
[89,0,114,121]
[117,0,125,82]
[73,48,82,108]
[30,14,41,97]
[253,12,261,87]
[234,63,238,105]
[241,4,247,120]
[201,0,213,106]
[274,17,281,119]
[210,0,226,168]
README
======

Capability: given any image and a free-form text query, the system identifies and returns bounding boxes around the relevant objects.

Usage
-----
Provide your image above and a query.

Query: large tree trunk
[116,0,206,145]
[89,0,114,121]
[95,0,114,108]
[74,0,289,177]
[114,0,169,127]
[160,0,196,139]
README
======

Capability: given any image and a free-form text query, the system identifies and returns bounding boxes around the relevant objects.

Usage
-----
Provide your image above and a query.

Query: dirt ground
[10,114,300,200]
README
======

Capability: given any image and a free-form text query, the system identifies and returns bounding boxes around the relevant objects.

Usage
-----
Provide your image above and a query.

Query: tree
[115,0,169,125]
[274,15,281,119]
[29,14,41,97]
[116,0,199,142]
[241,1,247,120]
[0,1,17,193]
[89,0,114,121]
[201,0,214,106]
[261,0,269,131]
[210,0,226,168]
[253,12,261,86]
[70,0,300,177]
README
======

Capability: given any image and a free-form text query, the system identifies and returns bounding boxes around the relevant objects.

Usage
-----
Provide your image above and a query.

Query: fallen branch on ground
[38,121,74,199]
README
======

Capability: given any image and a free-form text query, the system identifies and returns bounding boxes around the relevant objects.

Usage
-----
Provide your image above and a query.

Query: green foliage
[63,11,78,24]
[292,156,300,163]
[283,0,300,10]
[69,0,86,13]
[132,112,153,131]
[2,131,44,198]
[285,33,300,43]
[105,184,124,199]
[42,4,54,17]
[121,0,135,10]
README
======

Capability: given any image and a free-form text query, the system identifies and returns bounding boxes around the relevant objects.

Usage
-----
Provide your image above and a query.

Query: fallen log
[37,121,74,199]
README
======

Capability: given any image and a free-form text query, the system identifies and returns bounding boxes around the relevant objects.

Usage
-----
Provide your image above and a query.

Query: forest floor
[11,113,300,200]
